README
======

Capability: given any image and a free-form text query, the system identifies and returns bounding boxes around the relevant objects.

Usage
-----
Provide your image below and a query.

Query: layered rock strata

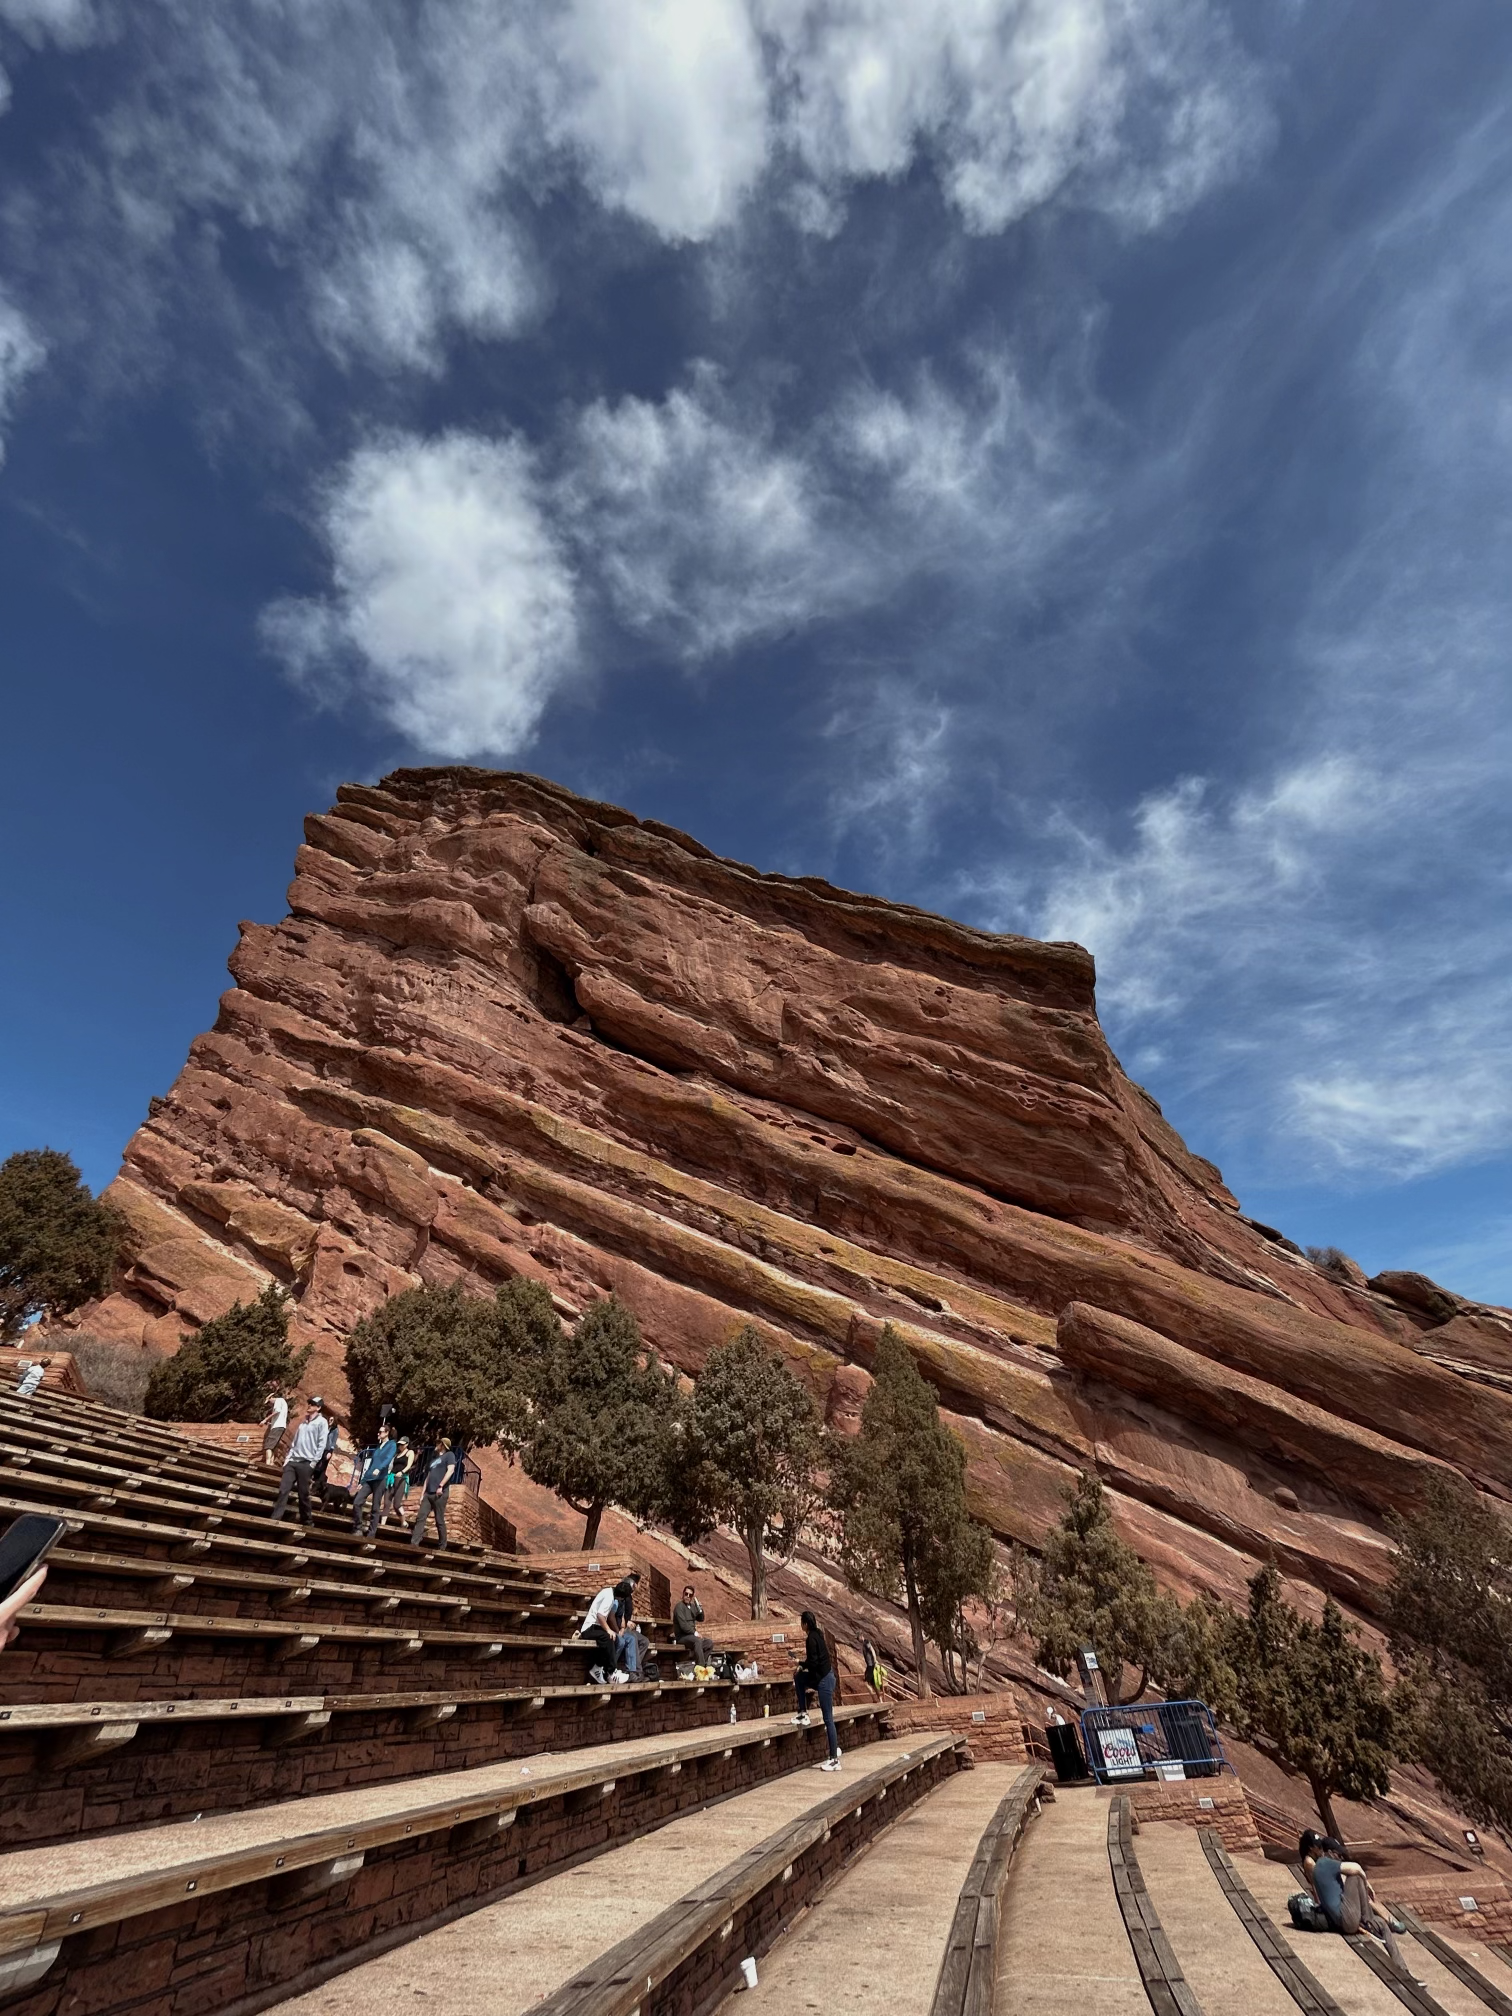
[70,769,1512,1619]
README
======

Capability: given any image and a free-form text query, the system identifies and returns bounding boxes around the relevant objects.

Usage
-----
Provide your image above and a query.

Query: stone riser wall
[0,1688,784,1849]
[1130,1776,1261,1852]
[12,1720,886,2016]
[0,1628,591,1707]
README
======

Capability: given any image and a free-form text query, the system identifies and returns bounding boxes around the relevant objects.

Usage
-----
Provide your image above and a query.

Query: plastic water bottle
[729,1699,738,1724]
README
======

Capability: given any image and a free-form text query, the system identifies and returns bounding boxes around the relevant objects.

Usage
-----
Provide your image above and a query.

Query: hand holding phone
[0,1514,66,1650]
[0,1564,47,1650]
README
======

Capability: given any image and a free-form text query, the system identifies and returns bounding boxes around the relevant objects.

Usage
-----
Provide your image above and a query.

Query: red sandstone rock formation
[63,768,1512,1620]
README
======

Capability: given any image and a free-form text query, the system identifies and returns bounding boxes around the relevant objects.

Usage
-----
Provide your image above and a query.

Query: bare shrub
[66,1334,155,1413]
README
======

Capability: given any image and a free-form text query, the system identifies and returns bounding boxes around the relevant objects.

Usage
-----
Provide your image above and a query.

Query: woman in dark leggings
[1300,1832,1409,1971]
[793,1610,841,1770]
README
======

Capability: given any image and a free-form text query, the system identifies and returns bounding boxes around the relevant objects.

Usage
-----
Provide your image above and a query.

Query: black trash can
[1047,1720,1088,1783]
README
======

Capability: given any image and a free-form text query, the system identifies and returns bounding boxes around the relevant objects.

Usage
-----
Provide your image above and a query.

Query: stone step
[994,1784,1150,2016]
[738,1759,1042,2013]
[271,1734,965,2016]
[0,1704,891,2016]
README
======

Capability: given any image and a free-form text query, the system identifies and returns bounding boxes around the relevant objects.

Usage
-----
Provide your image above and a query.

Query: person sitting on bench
[1300,1832,1409,1971]
[673,1582,712,1664]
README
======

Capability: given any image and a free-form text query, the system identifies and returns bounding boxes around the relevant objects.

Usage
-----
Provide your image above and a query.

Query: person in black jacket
[792,1610,840,1769]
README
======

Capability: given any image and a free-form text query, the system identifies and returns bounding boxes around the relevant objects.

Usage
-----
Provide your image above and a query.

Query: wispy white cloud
[983,116,1512,1186]
[761,0,1266,236]
[0,288,43,457]
[0,0,1265,383]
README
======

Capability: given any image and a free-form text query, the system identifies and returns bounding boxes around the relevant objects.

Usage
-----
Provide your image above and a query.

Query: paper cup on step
[739,1956,758,1990]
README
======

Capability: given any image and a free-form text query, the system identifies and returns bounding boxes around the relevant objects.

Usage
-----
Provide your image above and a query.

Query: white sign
[1099,1727,1143,1778]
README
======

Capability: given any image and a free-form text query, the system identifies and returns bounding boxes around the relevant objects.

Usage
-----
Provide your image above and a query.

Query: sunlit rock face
[72,767,1512,1617]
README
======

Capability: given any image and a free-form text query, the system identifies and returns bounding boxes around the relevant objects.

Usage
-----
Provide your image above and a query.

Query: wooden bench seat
[0,1487,560,1610]
[36,1545,551,1628]
[0,1676,792,1846]
[0,1704,893,2016]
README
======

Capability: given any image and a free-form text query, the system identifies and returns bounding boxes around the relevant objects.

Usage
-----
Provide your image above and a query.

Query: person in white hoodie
[271,1397,330,1526]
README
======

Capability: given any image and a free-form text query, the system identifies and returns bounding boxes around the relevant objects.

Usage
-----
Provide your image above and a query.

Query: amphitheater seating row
[0,1703,895,2015]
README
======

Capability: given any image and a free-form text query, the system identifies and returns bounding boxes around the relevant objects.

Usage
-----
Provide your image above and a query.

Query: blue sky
[2,0,1510,1301]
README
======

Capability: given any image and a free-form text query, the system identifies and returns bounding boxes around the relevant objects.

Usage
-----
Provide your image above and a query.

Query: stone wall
[882,1691,1030,1763]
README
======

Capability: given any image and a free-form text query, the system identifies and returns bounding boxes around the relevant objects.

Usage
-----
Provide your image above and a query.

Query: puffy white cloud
[265,431,580,757]
[545,0,770,241]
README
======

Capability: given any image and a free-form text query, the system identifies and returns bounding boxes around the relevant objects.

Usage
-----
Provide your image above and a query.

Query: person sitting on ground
[260,1381,289,1468]
[271,1395,329,1526]
[673,1582,712,1665]
[409,1439,453,1550]
[793,1610,841,1770]
[861,1637,887,1701]
[350,1427,397,1537]
[580,1578,621,1685]
[1299,1831,1410,1970]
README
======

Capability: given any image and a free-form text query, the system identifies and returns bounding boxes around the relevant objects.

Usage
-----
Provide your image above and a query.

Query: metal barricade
[1080,1698,1231,1784]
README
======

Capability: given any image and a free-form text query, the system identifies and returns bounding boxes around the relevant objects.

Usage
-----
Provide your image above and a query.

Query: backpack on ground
[1287,1893,1330,1933]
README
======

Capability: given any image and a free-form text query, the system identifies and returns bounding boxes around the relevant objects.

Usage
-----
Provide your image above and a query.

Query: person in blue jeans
[350,1432,397,1537]
[792,1610,841,1769]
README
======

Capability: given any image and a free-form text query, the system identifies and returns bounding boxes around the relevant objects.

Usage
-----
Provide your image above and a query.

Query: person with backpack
[383,1438,415,1525]
[1295,1831,1410,1970]
[409,1439,454,1549]
[350,1427,398,1537]
[792,1610,841,1770]
[861,1638,887,1701]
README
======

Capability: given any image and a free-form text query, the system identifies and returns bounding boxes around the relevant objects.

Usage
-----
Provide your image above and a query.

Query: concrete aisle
[1239,1848,1490,2016]
[994,1784,1147,2016]
[276,1735,926,2016]
[734,1761,1028,2015]
[1134,1823,1299,2016]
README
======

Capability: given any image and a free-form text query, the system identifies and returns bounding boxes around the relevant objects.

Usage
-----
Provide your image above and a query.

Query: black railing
[1080,1699,1232,1783]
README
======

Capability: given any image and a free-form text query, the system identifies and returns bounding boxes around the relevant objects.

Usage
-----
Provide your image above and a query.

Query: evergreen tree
[1029,1471,1184,1704]
[145,1284,311,1422]
[0,1148,121,1339]
[667,1326,823,1619]
[344,1278,547,1445]
[1231,1563,1393,1840]
[523,1295,682,1548]
[827,1326,993,1697]
[1387,1475,1512,1829]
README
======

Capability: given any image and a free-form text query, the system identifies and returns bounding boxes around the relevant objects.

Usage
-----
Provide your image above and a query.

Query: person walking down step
[793,1610,841,1769]
[260,1382,289,1468]
[383,1438,415,1525]
[350,1428,397,1537]
[673,1583,712,1664]
[271,1396,329,1526]
[580,1578,621,1685]
[409,1439,453,1549]
[861,1637,887,1702]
